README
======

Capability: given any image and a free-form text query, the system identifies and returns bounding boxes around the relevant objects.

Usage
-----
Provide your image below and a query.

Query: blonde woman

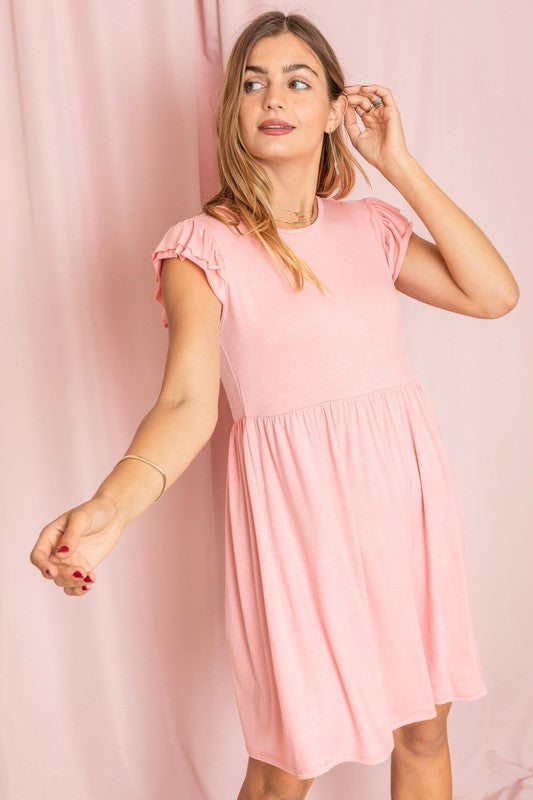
[31,10,518,800]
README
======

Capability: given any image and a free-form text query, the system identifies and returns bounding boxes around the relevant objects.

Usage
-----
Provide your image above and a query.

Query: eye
[290,79,310,89]
[242,78,310,92]
[243,80,262,92]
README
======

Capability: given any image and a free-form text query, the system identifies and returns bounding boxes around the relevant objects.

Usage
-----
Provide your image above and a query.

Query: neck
[273,195,317,227]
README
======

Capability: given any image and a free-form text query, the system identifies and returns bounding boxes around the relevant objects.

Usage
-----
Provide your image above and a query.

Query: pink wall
[4,0,531,797]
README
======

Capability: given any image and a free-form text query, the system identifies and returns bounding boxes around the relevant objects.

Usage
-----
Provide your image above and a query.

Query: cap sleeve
[151,216,226,329]
[364,196,414,282]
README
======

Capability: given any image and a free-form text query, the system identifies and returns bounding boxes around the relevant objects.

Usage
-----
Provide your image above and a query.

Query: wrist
[92,459,164,527]
[378,152,418,181]
[92,487,128,527]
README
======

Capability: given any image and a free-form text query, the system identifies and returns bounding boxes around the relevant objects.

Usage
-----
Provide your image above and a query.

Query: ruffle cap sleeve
[364,196,414,282]
[151,216,226,329]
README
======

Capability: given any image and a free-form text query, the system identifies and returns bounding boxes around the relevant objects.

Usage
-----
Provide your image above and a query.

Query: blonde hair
[202,10,372,296]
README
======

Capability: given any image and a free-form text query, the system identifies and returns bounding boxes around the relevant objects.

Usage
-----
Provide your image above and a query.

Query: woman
[31,10,519,800]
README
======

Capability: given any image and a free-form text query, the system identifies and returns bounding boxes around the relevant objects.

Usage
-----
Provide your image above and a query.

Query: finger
[32,549,58,580]
[355,99,377,115]
[64,583,92,597]
[347,99,377,121]
[30,532,62,580]
[343,91,376,114]
[345,84,390,100]
[30,532,96,585]
[343,106,363,144]
[358,85,394,106]
[53,506,93,559]
[53,567,96,588]
[343,104,362,129]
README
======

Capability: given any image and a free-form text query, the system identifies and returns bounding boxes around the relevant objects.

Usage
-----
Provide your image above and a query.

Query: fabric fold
[364,196,414,282]
[151,215,227,328]
[224,381,487,778]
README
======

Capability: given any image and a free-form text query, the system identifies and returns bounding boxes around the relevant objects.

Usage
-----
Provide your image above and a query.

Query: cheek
[237,109,253,144]
[238,100,252,126]
[303,107,330,133]
[239,102,260,133]
[293,98,319,120]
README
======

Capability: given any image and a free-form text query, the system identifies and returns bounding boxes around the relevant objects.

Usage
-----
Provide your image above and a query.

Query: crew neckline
[276,195,323,234]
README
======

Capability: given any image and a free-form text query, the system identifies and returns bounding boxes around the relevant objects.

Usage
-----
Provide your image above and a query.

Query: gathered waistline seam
[234,379,421,424]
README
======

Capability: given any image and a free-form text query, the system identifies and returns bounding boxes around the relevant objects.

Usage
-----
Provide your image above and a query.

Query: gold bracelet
[113,454,167,502]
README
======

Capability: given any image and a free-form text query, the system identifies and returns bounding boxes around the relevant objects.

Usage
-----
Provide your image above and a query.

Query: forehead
[247,32,322,75]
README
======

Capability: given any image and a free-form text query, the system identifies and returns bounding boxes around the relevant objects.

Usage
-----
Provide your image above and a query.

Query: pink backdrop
[4,0,532,797]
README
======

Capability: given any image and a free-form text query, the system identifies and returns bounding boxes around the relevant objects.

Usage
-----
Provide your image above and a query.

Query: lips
[258,118,295,129]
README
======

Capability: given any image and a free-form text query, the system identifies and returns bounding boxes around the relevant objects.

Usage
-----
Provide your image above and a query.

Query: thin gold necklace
[272,197,317,226]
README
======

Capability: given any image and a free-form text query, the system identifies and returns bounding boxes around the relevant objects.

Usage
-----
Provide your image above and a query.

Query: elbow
[157,396,219,442]
[503,275,521,312]
[483,295,519,318]
[482,284,520,318]
[480,266,520,318]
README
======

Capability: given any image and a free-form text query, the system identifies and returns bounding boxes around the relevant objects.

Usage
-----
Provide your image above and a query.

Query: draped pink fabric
[4,0,531,798]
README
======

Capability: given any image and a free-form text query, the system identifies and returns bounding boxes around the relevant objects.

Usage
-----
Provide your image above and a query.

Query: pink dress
[151,195,487,779]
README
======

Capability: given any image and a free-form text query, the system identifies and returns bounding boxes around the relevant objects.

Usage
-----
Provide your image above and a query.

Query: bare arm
[382,155,519,317]
[30,252,223,592]
[92,253,223,526]
[91,399,217,526]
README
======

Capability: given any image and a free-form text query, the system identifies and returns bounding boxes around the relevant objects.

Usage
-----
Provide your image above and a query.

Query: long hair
[203,11,372,296]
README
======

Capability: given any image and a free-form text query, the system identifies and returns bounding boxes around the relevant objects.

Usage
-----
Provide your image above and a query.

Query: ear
[328,92,349,132]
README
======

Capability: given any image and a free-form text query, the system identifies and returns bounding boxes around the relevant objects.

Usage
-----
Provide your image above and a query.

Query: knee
[245,756,314,800]
[262,785,313,800]
[263,773,314,800]
[395,724,448,757]
[393,704,451,757]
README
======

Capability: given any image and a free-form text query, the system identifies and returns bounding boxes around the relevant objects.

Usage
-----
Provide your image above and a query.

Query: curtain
[3,1,531,797]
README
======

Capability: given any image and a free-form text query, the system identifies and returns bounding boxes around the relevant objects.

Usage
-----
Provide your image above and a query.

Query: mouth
[258,123,296,136]
[258,119,295,131]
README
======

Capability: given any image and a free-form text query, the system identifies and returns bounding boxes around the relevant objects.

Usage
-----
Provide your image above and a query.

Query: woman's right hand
[30,496,125,596]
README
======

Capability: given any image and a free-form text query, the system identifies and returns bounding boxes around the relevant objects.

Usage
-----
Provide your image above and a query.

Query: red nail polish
[82,585,88,591]
[45,569,51,576]
[56,545,69,553]
[73,571,83,578]
[84,575,94,583]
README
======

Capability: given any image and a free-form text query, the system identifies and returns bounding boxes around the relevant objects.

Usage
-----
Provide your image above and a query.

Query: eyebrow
[244,63,319,79]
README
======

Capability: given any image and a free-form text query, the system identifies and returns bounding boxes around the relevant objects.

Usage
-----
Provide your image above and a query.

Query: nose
[262,85,287,110]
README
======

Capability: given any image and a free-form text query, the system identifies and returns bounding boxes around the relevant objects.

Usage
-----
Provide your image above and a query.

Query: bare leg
[390,702,453,800]
[236,755,315,800]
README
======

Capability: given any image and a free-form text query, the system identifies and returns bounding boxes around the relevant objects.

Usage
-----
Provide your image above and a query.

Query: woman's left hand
[342,84,412,174]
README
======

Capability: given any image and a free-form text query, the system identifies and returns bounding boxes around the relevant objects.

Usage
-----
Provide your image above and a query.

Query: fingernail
[84,575,94,583]
[82,585,88,591]
[73,571,83,578]
[56,545,69,553]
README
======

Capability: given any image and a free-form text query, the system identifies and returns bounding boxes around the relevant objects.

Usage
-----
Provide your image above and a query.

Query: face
[238,32,345,172]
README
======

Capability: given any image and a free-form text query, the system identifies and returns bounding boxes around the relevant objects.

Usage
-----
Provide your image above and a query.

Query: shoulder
[150,213,229,329]
[152,211,228,266]
[357,195,413,231]
[323,195,412,236]
[318,196,375,232]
